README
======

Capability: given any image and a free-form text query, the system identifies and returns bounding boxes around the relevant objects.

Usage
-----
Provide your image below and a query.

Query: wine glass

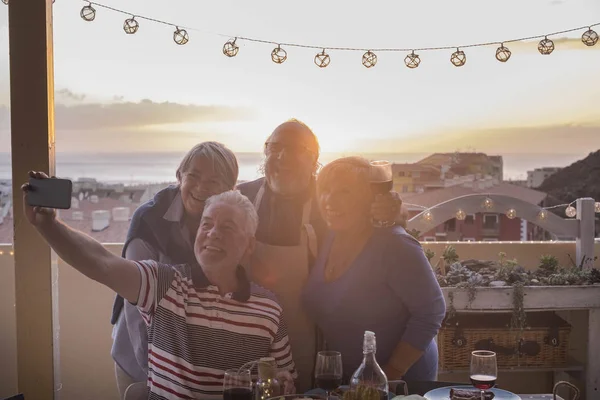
[369,160,394,227]
[470,351,497,400]
[223,368,253,400]
[314,351,343,398]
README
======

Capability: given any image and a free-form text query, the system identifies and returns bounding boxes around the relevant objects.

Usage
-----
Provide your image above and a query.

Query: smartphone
[27,177,73,209]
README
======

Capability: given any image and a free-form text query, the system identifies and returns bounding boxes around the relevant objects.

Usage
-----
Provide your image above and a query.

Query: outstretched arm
[22,171,141,303]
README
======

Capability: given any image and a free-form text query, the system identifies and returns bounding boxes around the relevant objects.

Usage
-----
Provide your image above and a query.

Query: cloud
[56,88,86,102]
[0,97,257,131]
[356,123,600,155]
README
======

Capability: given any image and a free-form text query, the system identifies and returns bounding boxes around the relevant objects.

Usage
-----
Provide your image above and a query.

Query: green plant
[568,253,598,269]
[505,258,520,269]
[498,252,507,267]
[446,291,457,321]
[466,283,477,309]
[424,248,436,263]
[442,245,459,266]
[407,229,421,240]
[510,282,527,332]
[539,254,559,270]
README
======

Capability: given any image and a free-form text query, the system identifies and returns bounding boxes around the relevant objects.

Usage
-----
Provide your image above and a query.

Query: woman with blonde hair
[110,141,240,397]
[302,156,445,383]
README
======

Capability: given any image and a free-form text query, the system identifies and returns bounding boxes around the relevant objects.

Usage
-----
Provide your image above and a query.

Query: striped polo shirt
[135,260,296,399]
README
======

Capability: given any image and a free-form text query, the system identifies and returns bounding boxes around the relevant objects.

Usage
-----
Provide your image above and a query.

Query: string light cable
[68,0,600,68]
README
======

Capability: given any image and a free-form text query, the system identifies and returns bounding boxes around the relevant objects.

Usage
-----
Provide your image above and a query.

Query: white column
[576,198,595,270]
[587,309,600,399]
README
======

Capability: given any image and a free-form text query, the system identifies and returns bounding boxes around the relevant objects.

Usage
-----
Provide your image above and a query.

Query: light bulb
[565,206,577,218]
[456,209,466,221]
[595,202,600,213]
[483,197,494,210]
[538,210,547,221]
[506,209,517,219]
[423,210,433,222]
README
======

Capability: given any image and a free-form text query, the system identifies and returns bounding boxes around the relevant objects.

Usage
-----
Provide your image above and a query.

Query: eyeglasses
[264,141,316,157]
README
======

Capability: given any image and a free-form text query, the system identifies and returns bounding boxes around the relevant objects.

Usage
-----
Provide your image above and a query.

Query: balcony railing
[1,241,599,399]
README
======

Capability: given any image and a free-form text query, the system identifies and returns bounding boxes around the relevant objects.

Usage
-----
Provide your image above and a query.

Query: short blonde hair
[176,142,239,189]
[317,156,371,194]
[204,190,258,237]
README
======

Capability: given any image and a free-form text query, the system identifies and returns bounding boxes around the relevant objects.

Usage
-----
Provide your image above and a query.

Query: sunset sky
[0,0,599,155]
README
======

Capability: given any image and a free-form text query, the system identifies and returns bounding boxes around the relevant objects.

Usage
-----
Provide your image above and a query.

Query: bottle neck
[362,349,377,365]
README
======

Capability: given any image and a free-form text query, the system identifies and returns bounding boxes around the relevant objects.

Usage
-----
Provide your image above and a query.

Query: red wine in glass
[470,374,497,390]
[315,351,343,397]
[223,369,253,400]
[316,374,343,391]
[223,387,253,400]
[470,351,497,399]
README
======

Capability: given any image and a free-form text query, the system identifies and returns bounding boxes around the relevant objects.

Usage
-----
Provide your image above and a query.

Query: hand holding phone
[22,171,72,226]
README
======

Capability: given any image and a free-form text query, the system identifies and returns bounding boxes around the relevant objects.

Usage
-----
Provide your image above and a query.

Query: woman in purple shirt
[302,156,446,382]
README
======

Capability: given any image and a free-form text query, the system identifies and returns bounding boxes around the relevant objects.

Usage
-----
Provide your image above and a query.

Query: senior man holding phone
[22,171,297,400]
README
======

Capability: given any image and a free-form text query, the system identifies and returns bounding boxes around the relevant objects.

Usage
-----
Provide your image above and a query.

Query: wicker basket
[438,312,571,371]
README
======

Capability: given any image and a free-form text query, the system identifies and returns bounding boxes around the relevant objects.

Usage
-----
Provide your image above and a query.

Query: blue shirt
[301,226,446,381]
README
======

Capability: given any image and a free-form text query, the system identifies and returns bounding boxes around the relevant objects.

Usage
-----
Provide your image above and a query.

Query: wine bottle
[254,357,281,400]
[348,331,389,400]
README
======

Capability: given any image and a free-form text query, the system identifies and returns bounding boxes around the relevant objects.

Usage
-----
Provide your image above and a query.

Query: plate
[424,385,521,400]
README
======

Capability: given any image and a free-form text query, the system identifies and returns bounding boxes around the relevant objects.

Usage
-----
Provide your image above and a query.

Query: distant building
[0,180,168,244]
[418,152,503,181]
[392,164,446,193]
[506,179,528,187]
[527,167,561,188]
[392,152,503,194]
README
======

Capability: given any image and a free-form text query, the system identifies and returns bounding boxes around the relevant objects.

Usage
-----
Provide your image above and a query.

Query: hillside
[539,150,600,203]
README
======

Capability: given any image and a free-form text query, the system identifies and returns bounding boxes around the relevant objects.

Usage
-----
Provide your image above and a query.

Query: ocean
[0,151,590,185]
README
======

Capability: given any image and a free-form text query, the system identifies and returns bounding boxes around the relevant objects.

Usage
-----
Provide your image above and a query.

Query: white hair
[204,190,258,236]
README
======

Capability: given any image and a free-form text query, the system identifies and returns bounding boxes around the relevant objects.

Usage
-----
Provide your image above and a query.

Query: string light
[538,36,555,55]
[76,2,599,70]
[565,205,577,218]
[423,210,434,222]
[495,43,511,62]
[506,208,517,219]
[450,48,466,67]
[404,51,421,69]
[582,28,599,46]
[223,38,239,57]
[482,197,494,210]
[173,27,189,45]
[314,49,331,68]
[537,210,548,221]
[362,51,377,68]
[80,2,96,22]
[123,16,139,34]
[271,45,287,64]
